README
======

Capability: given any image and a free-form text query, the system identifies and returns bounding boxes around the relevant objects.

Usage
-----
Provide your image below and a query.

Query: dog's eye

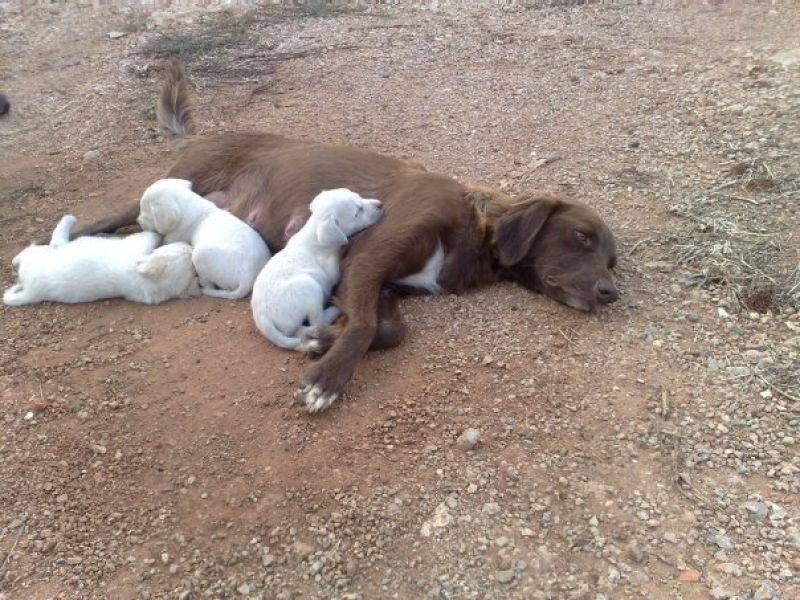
[574,230,591,246]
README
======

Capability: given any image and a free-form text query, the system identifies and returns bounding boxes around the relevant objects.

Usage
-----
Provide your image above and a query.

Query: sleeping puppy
[138,178,270,299]
[3,215,199,306]
[251,189,382,362]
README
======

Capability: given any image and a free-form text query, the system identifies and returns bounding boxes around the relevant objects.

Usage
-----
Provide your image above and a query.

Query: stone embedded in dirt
[708,533,734,551]
[292,541,315,559]
[482,502,500,516]
[677,568,702,583]
[495,569,515,584]
[456,428,480,450]
[420,502,453,537]
[83,149,101,162]
[710,586,735,600]
[715,562,742,577]
[769,49,800,68]
[754,581,781,600]
[628,542,648,564]
[741,500,769,521]
[108,31,126,39]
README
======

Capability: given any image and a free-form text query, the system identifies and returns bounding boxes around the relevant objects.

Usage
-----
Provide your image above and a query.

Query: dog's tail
[157,57,194,138]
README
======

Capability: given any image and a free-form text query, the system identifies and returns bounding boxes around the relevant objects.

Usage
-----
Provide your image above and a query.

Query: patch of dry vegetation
[669,158,799,312]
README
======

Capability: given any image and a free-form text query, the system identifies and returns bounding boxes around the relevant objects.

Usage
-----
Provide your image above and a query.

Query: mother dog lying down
[76,58,619,413]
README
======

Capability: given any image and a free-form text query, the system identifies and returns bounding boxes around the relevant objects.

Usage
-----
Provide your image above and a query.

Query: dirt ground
[1,1,798,599]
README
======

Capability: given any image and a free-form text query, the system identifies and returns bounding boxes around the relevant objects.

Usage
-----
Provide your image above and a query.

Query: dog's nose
[595,279,619,304]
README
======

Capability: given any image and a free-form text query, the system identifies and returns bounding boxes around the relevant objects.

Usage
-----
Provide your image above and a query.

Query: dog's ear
[492,195,562,266]
[316,216,348,246]
[152,198,181,234]
[135,255,168,280]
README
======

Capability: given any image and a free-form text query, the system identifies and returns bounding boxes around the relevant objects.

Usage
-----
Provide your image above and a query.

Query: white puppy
[138,178,270,299]
[3,215,200,306]
[251,188,383,354]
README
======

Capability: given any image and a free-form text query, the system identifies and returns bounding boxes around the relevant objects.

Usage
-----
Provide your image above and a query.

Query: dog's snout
[595,279,619,304]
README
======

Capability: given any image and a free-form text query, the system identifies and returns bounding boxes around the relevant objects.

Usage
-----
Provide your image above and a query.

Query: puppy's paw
[295,383,339,414]
[298,325,336,355]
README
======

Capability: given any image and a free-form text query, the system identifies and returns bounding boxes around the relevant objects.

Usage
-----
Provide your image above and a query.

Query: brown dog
[76,59,619,412]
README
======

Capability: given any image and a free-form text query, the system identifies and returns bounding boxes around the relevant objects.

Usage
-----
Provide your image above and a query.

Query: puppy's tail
[200,282,251,301]
[157,57,194,138]
[252,313,308,351]
[49,214,77,248]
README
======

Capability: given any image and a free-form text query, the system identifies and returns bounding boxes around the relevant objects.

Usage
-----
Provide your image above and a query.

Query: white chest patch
[393,241,445,294]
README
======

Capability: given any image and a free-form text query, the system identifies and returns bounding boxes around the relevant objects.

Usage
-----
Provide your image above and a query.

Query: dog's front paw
[295,363,345,413]
[295,383,339,414]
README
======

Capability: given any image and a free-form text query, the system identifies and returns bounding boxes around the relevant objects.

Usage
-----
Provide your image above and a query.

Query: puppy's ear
[492,195,562,266]
[136,255,168,280]
[316,216,348,246]
[152,198,181,234]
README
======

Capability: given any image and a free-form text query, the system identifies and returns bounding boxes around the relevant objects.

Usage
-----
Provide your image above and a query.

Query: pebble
[607,566,620,584]
[628,542,648,564]
[495,569,515,584]
[456,428,480,450]
[83,149,101,161]
[741,500,768,521]
[754,581,780,600]
[709,532,734,551]
[482,502,500,516]
[237,583,251,595]
[710,587,735,599]
[108,31,126,39]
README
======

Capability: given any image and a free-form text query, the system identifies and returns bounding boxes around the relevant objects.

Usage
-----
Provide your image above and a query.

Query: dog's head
[135,242,200,297]
[138,179,194,235]
[309,188,383,243]
[493,194,618,312]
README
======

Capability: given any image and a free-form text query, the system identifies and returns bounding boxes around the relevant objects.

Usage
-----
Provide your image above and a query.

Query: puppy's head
[310,188,383,238]
[493,194,618,312]
[136,242,199,296]
[138,179,193,235]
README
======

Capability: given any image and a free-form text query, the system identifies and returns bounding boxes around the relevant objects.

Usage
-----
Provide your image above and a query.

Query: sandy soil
[1,1,798,599]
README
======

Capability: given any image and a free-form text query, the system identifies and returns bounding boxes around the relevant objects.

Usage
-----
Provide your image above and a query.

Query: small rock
[495,569,515,584]
[715,562,742,577]
[309,560,323,575]
[495,536,509,547]
[482,502,501,516]
[456,428,480,450]
[237,583,251,595]
[607,566,620,584]
[710,587,734,600]
[708,533,734,551]
[628,542,648,564]
[108,31,127,39]
[754,581,780,600]
[24,411,34,421]
[292,541,314,559]
[742,500,768,521]
[65,557,82,565]
[83,149,101,161]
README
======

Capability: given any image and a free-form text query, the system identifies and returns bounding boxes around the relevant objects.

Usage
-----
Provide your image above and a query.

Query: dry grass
[669,158,799,311]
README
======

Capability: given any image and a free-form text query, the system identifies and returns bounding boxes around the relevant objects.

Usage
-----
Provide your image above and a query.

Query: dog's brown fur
[74,58,619,410]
